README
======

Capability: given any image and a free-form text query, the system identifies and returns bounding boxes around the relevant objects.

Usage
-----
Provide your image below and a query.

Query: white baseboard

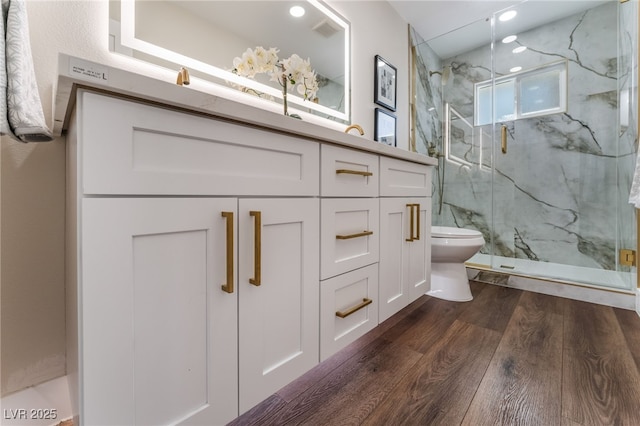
[1,375,72,426]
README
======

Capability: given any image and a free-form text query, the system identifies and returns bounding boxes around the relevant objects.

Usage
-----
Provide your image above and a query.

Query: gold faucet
[176,67,190,86]
[345,124,364,135]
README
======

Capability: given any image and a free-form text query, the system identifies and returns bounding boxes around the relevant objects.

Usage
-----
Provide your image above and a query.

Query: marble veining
[413,1,637,289]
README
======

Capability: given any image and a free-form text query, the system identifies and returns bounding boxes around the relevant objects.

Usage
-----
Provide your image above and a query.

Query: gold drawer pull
[336,298,373,318]
[221,211,234,293]
[336,169,373,177]
[249,211,261,286]
[336,230,373,240]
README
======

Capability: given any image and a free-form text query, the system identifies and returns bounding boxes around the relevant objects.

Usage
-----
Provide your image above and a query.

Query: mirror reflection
[109,0,349,122]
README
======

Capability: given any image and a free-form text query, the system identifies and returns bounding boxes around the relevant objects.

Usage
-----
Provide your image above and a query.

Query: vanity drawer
[321,144,379,197]
[320,264,379,361]
[79,91,319,196]
[380,156,432,197]
[321,198,379,280]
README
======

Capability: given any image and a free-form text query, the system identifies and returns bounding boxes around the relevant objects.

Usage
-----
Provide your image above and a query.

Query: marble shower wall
[411,27,442,157]
[414,1,636,277]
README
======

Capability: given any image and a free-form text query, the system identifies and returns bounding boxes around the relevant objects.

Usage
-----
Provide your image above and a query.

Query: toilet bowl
[428,226,485,302]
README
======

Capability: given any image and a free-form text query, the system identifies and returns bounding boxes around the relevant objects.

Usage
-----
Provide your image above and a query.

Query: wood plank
[458,283,523,332]
[362,320,502,425]
[614,307,640,371]
[226,394,286,426]
[469,279,487,296]
[275,295,430,402]
[563,300,640,425]
[255,339,423,425]
[393,296,471,354]
[462,291,564,425]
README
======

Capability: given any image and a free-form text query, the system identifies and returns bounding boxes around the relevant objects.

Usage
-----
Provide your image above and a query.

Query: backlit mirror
[109,0,350,122]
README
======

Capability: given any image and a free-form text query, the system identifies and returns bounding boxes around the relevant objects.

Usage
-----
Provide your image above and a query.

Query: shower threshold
[467,253,635,294]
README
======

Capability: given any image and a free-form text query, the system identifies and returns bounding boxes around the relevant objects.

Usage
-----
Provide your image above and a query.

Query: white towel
[0,0,51,142]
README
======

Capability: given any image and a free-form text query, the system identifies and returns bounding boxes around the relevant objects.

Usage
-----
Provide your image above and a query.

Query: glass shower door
[490,1,634,289]
[413,0,636,291]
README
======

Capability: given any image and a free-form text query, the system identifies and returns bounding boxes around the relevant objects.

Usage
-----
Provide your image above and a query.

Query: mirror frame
[119,0,350,122]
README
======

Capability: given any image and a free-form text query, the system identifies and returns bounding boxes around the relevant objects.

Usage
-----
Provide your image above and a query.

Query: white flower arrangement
[232,46,319,115]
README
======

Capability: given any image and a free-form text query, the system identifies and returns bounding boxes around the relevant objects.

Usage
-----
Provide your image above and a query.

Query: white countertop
[54,54,437,166]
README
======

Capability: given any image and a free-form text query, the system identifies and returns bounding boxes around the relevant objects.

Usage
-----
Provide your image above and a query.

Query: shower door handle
[501,125,507,154]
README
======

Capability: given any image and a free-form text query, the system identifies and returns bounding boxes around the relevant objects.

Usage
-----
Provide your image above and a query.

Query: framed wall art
[374,108,397,147]
[374,55,397,111]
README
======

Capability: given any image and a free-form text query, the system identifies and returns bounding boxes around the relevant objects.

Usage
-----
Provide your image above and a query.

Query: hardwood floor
[230,282,640,426]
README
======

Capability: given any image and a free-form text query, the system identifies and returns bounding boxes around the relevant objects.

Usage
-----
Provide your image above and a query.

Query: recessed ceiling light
[510,66,522,73]
[499,10,517,22]
[513,46,527,53]
[502,35,517,44]
[289,5,305,17]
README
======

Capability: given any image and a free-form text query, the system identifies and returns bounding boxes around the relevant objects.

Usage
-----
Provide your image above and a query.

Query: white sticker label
[69,58,109,83]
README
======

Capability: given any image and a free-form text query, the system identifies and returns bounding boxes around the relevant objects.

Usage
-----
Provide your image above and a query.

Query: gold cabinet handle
[336,230,373,240]
[221,212,234,293]
[336,298,373,318]
[501,125,507,154]
[336,169,373,177]
[249,211,261,286]
[414,203,421,241]
[406,204,415,242]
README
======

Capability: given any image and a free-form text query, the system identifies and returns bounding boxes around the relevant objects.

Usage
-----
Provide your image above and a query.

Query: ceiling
[389,0,517,43]
[389,0,611,59]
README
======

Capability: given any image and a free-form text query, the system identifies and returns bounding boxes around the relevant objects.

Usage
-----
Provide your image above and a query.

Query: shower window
[475,60,567,126]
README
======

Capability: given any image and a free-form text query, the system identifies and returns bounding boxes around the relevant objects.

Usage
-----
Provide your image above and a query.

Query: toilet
[428,226,485,302]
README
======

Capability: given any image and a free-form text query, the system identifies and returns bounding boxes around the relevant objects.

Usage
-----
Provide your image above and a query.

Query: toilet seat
[432,226,482,239]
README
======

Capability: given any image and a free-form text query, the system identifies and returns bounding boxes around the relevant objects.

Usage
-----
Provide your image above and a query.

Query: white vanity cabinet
[68,91,319,425]
[378,157,432,322]
[61,73,435,423]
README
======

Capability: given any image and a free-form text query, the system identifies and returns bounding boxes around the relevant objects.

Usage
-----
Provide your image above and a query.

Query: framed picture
[374,108,397,147]
[374,55,397,111]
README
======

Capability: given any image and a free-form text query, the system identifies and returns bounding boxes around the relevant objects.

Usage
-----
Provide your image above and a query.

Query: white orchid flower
[232,47,319,103]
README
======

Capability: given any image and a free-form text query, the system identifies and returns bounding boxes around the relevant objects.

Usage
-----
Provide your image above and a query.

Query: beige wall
[0,0,410,395]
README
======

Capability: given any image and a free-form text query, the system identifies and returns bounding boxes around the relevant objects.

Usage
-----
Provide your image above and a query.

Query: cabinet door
[379,198,411,322]
[82,198,238,426]
[238,198,320,414]
[379,197,430,322]
[407,197,431,302]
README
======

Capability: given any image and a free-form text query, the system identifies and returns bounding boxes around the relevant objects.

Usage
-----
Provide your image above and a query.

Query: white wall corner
[636,288,640,317]
[0,375,72,426]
